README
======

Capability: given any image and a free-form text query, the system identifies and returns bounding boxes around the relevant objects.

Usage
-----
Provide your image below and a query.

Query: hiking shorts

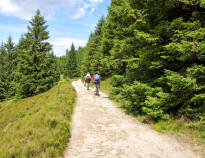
[94,80,100,84]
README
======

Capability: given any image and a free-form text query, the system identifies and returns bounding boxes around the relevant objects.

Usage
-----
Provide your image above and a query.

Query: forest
[0,0,205,121]
[0,10,81,101]
[1,1,205,157]
[79,0,205,120]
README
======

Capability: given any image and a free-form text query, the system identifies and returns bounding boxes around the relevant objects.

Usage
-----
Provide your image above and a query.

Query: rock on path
[64,80,200,158]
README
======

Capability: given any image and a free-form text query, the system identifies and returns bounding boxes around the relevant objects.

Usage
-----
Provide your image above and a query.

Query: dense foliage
[80,0,205,120]
[81,17,105,75]
[0,10,59,100]
[56,43,80,79]
[65,43,79,78]
[0,37,16,100]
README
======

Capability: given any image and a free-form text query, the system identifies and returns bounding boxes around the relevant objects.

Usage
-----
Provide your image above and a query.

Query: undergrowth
[101,77,205,148]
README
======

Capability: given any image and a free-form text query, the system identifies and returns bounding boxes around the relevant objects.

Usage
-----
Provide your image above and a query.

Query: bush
[108,69,204,120]
[120,81,152,112]
[118,81,169,119]
[143,92,171,120]
[111,75,125,87]
[164,70,196,112]
[165,70,196,99]
[191,93,205,107]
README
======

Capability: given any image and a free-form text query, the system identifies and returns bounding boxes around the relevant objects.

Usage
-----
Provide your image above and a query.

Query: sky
[0,0,111,56]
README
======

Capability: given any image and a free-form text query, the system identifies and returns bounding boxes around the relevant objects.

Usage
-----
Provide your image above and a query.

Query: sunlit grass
[0,79,76,158]
[100,77,113,95]
[152,119,205,143]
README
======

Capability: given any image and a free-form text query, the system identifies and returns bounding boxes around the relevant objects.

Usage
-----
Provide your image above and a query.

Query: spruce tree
[76,47,86,76]
[57,56,67,76]
[15,10,58,98]
[66,43,79,78]
[81,0,205,119]
[81,17,105,76]
[0,42,7,100]
[4,36,17,97]
[0,37,17,100]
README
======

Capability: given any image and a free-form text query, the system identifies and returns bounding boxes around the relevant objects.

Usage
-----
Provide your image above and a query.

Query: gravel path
[64,80,200,158]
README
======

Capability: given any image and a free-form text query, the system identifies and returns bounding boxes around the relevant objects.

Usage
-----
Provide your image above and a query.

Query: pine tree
[47,52,60,84]
[15,9,58,98]
[80,0,205,119]
[0,37,17,100]
[0,42,7,100]
[76,47,86,76]
[81,17,105,76]
[56,56,67,76]
[4,36,17,97]
[66,43,79,78]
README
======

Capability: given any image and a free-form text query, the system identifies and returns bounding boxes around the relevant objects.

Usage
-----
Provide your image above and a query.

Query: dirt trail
[64,80,200,158]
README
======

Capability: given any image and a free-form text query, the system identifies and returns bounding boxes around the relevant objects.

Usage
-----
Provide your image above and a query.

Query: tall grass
[152,119,205,145]
[0,79,76,158]
[100,77,113,95]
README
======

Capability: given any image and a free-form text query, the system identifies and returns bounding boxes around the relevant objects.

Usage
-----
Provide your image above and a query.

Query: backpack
[86,75,91,82]
[86,75,91,80]
[94,74,100,81]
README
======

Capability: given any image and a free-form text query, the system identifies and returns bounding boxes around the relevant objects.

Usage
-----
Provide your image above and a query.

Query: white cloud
[72,7,86,19]
[72,2,93,19]
[0,0,103,20]
[89,0,103,3]
[49,37,87,56]
[90,7,96,14]
[0,0,19,14]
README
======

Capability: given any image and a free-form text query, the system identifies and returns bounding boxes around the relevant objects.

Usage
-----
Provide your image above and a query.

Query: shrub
[111,75,125,87]
[143,92,171,120]
[120,81,152,112]
[119,81,168,119]
[164,70,196,111]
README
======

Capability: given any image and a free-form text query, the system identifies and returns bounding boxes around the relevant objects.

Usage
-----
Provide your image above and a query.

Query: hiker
[85,73,91,90]
[92,72,101,95]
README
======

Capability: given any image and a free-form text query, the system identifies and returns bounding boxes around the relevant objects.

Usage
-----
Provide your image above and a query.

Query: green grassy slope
[0,79,76,158]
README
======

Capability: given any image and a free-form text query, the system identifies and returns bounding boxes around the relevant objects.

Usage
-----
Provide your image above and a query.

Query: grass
[100,77,205,151]
[100,77,113,95]
[0,78,76,158]
[152,119,205,144]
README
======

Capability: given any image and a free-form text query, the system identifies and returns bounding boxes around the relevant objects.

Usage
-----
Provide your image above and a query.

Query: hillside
[0,79,76,158]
